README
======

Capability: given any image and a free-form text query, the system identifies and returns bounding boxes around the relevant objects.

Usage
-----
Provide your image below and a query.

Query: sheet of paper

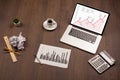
[34,44,71,68]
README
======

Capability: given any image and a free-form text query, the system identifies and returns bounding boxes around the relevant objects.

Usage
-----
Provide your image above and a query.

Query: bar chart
[35,44,71,68]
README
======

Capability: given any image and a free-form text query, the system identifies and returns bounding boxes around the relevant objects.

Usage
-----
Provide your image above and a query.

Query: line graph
[71,4,109,34]
[74,15,106,28]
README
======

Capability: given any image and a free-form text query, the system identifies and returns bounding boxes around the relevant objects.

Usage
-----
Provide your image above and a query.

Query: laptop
[60,3,109,54]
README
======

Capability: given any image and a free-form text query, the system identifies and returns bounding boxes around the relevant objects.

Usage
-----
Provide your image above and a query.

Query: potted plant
[13,18,21,26]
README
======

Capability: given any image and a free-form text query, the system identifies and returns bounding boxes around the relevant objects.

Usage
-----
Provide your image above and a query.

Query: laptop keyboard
[69,28,97,44]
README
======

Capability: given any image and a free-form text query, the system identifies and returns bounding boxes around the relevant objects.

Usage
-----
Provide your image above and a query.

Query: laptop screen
[71,4,109,34]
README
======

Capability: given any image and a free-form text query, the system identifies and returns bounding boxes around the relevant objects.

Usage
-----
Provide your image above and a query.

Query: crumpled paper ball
[9,32,26,50]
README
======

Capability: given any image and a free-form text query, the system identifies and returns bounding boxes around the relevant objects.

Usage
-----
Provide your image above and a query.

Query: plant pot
[13,18,21,26]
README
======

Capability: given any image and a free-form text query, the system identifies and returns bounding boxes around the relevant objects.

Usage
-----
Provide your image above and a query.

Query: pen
[34,55,41,63]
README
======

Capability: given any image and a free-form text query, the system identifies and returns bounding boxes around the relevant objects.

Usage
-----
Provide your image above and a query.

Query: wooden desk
[0,0,120,80]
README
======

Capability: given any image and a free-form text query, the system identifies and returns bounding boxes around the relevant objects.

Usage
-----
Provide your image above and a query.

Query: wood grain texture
[0,0,120,80]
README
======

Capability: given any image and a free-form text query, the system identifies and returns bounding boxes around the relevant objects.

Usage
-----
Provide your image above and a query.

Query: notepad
[34,44,71,68]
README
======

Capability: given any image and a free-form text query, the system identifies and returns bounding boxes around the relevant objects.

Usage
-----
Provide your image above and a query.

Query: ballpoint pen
[4,47,20,55]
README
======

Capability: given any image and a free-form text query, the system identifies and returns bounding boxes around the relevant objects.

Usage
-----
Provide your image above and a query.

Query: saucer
[43,19,57,31]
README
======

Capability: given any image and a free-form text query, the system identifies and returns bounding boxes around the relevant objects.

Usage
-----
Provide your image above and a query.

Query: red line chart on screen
[73,14,107,33]
[71,4,109,34]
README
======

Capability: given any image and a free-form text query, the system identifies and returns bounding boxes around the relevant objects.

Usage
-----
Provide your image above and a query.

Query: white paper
[34,44,71,68]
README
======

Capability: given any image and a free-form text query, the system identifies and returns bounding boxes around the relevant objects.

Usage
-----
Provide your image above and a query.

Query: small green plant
[13,18,21,26]
[13,18,19,24]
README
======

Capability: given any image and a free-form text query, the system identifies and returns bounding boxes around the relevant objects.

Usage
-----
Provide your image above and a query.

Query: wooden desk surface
[0,0,120,80]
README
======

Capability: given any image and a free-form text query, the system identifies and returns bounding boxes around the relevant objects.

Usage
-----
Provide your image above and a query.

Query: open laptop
[60,3,109,54]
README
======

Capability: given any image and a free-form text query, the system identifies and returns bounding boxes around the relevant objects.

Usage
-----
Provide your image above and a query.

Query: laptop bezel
[69,3,110,35]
